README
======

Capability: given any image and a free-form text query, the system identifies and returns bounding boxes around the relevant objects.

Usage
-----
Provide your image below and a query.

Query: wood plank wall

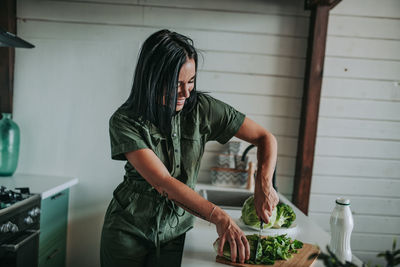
[307,0,400,265]
[16,0,309,201]
[15,1,308,266]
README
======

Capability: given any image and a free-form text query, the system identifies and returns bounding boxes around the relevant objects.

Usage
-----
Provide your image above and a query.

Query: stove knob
[34,207,41,216]
[28,209,35,217]
[6,221,13,232]
[24,216,34,225]
[10,224,19,233]
[28,207,41,217]
[0,222,10,233]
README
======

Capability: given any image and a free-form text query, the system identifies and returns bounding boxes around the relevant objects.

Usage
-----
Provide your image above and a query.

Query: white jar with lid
[329,197,354,263]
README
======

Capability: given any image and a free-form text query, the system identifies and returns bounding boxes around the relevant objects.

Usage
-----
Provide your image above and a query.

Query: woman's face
[176,58,196,111]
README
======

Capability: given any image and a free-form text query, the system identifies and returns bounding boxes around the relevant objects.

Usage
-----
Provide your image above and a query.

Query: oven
[0,187,41,267]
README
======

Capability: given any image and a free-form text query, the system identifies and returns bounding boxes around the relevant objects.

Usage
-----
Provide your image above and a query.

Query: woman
[100,29,278,267]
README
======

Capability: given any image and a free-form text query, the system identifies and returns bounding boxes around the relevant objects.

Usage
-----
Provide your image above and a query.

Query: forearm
[255,132,277,194]
[125,149,227,226]
[154,175,227,225]
[234,117,277,192]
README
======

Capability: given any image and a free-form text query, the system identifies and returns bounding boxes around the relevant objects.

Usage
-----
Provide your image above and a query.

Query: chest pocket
[150,134,171,172]
[180,132,203,184]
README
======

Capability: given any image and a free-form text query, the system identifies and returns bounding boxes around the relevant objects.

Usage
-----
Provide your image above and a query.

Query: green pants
[100,228,186,267]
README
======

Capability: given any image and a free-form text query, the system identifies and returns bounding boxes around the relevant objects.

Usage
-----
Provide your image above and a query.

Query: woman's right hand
[215,210,250,263]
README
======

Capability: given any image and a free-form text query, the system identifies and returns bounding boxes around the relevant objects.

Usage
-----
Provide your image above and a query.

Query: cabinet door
[38,234,66,267]
[39,189,69,267]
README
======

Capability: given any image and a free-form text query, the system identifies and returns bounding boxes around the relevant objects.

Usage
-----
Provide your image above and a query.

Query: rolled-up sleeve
[109,113,149,161]
[200,94,245,144]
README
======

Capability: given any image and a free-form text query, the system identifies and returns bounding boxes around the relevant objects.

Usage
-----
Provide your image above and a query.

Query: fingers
[266,201,274,214]
[220,228,249,263]
[218,236,226,257]
[256,187,280,224]
[256,204,270,223]
[228,234,248,263]
[235,236,245,263]
[266,193,278,212]
[241,235,251,261]
[229,237,237,263]
[217,216,250,263]
[260,210,270,224]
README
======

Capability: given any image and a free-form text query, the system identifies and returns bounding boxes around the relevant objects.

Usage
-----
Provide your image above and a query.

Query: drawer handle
[47,248,60,260]
[51,192,64,200]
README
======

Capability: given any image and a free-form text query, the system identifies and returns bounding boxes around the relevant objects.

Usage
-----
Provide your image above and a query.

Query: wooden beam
[329,0,342,10]
[305,0,330,9]
[292,4,330,215]
[0,0,16,114]
[305,0,342,9]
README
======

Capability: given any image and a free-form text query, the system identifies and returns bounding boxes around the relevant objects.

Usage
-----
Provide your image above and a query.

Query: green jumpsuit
[100,93,245,267]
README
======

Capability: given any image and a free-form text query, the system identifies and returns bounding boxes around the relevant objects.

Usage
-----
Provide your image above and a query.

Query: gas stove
[0,186,41,267]
[0,186,36,210]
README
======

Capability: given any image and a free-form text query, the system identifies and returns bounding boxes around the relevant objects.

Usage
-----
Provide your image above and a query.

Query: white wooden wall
[15,0,309,202]
[14,1,308,266]
[308,0,400,265]
[13,0,399,266]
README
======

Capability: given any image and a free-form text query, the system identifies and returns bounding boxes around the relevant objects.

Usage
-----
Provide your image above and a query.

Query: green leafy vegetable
[377,238,400,267]
[310,246,358,267]
[273,203,296,228]
[213,234,304,265]
[241,195,296,229]
[311,238,400,267]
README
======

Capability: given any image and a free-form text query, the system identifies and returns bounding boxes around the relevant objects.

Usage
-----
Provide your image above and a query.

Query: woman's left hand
[254,185,279,223]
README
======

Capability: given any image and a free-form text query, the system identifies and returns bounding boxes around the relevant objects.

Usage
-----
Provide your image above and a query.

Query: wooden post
[0,0,16,114]
[293,1,341,214]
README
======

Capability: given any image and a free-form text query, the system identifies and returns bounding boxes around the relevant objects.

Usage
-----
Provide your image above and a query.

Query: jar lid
[336,197,350,205]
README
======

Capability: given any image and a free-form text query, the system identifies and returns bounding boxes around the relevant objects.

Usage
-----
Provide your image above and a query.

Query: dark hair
[123,29,198,134]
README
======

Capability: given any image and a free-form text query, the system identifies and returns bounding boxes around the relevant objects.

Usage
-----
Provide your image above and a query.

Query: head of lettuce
[241,195,296,229]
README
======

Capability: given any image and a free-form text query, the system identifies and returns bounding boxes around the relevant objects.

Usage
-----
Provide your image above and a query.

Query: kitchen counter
[181,191,363,267]
[0,173,78,199]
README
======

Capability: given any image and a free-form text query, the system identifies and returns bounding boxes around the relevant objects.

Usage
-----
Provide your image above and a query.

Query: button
[175,149,178,152]
[172,133,177,137]
[176,165,180,168]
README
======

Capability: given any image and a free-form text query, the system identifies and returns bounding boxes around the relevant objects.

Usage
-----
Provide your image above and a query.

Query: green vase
[0,113,20,176]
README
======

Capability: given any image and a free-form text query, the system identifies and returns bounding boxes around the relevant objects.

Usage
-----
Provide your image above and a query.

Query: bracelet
[209,206,217,225]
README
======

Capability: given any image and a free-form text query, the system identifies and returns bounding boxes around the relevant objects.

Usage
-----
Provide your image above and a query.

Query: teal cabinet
[39,189,69,267]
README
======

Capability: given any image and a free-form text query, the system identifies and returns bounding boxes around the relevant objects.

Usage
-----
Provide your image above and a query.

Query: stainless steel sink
[198,187,253,209]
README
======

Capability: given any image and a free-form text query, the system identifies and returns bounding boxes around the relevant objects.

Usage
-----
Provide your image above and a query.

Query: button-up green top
[105,93,245,247]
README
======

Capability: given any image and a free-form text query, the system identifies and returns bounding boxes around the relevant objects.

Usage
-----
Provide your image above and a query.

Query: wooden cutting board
[215,243,319,267]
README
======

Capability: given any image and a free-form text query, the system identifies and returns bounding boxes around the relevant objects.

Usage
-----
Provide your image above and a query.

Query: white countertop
[0,173,78,199]
[182,191,363,267]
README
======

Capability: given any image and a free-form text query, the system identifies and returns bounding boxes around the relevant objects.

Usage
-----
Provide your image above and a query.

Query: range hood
[0,28,34,48]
